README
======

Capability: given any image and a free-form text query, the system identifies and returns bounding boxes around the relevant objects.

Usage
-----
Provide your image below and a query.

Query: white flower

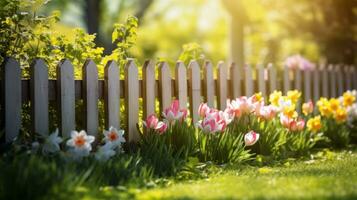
[66,130,95,159]
[31,141,40,153]
[43,128,62,154]
[244,131,260,146]
[103,126,126,148]
[95,143,116,162]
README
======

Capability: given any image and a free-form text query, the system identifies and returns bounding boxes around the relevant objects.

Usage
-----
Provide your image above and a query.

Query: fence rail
[1,57,356,143]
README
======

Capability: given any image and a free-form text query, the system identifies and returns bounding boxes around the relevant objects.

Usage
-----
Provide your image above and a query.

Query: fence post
[303,69,312,103]
[1,58,22,142]
[125,59,139,142]
[188,61,201,123]
[329,64,337,98]
[158,61,172,112]
[217,61,227,110]
[203,61,215,107]
[175,61,188,109]
[257,64,266,99]
[244,64,254,97]
[336,65,344,96]
[142,60,156,119]
[283,65,291,94]
[57,59,75,138]
[353,66,357,90]
[268,63,277,94]
[83,59,99,136]
[312,67,320,103]
[31,59,49,136]
[321,64,329,98]
[104,60,120,129]
[230,62,241,99]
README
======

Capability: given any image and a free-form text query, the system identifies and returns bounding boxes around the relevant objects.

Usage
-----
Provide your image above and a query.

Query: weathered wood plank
[329,64,337,98]
[321,64,329,98]
[268,63,277,94]
[303,69,312,102]
[245,64,254,97]
[217,61,227,110]
[336,65,344,96]
[104,60,120,129]
[188,61,201,123]
[203,61,215,107]
[57,59,75,138]
[142,60,156,119]
[31,59,49,136]
[83,59,99,136]
[158,62,172,112]
[125,59,140,142]
[283,65,291,94]
[1,58,22,142]
[313,68,320,103]
[230,62,241,99]
[257,64,266,98]
[175,61,188,109]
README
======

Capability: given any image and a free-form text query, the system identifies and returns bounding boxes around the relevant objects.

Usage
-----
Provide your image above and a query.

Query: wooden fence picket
[31,59,49,136]
[257,64,266,98]
[336,65,344,96]
[303,69,312,102]
[244,64,254,97]
[175,61,188,109]
[268,64,277,94]
[329,65,337,98]
[142,60,156,119]
[217,61,227,110]
[294,69,302,92]
[230,63,241,99]
[313,68,320,103]
[158,62,172,112]
[203,61,215,107]
[57,59,75,138]
[83,59,99,136]
[353,67,357,90]
[283,65,291,94]
[188,61,201,123]
[125,59,140,142]
[321,64,329,98]
[104,60,120,129]
[2,58,22,142]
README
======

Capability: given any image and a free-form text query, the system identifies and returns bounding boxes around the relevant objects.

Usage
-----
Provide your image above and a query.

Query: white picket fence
[1,58,356,143]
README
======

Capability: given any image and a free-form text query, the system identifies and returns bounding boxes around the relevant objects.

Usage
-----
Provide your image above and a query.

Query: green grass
[130,149,357,200]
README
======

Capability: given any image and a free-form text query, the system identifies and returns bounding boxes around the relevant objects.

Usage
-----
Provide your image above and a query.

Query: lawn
[125,149,357,200]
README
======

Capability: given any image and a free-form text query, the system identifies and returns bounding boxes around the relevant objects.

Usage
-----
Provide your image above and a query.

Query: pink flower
[280,114,305,131]
[244,131,260,146]
[143,114,168,134]
[284,55,315,71]
[227,97,255,117]
[196,110,228,134]
[162,100,188,122]
[143,114,159,129]
[258,105,278,121]
[198,103,210,118]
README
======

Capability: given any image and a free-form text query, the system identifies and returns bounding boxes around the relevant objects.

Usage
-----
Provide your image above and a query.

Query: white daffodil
[95,143,116,162]
[43,128,63,154]
[66,130,95,159]
[103,126,126,148]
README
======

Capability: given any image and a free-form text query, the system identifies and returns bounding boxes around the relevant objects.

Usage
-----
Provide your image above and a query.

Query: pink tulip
[198,103,210,118]
[244,131,260,146]
[155,122,168,134]
[280,114,305,131]
[143,114,159,129]
[258,105,278,120]
[163,100,188,122]
[196,110,228,134]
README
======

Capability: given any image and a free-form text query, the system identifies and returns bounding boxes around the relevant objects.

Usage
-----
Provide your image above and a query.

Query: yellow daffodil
[253,92,264,103]
[307,116,322,133]
[342,91,356,107]
[269,90,282,106]
[317,98,332,117]
[329,98,340,111]
[287,90,301,104]
[283,105,298,118]
[333,108,347,123]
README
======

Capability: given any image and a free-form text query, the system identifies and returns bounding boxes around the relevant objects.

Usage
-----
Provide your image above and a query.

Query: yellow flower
[334,108,347,123]
[287,90,301,104]
[253,92,264,103]
[307,116,322,133]
[283,105,298,118]
[342,91,356,107]
[302,101,314,116]
[329,98,340,111]
[269,91,282,106]
[317,98,332,117]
